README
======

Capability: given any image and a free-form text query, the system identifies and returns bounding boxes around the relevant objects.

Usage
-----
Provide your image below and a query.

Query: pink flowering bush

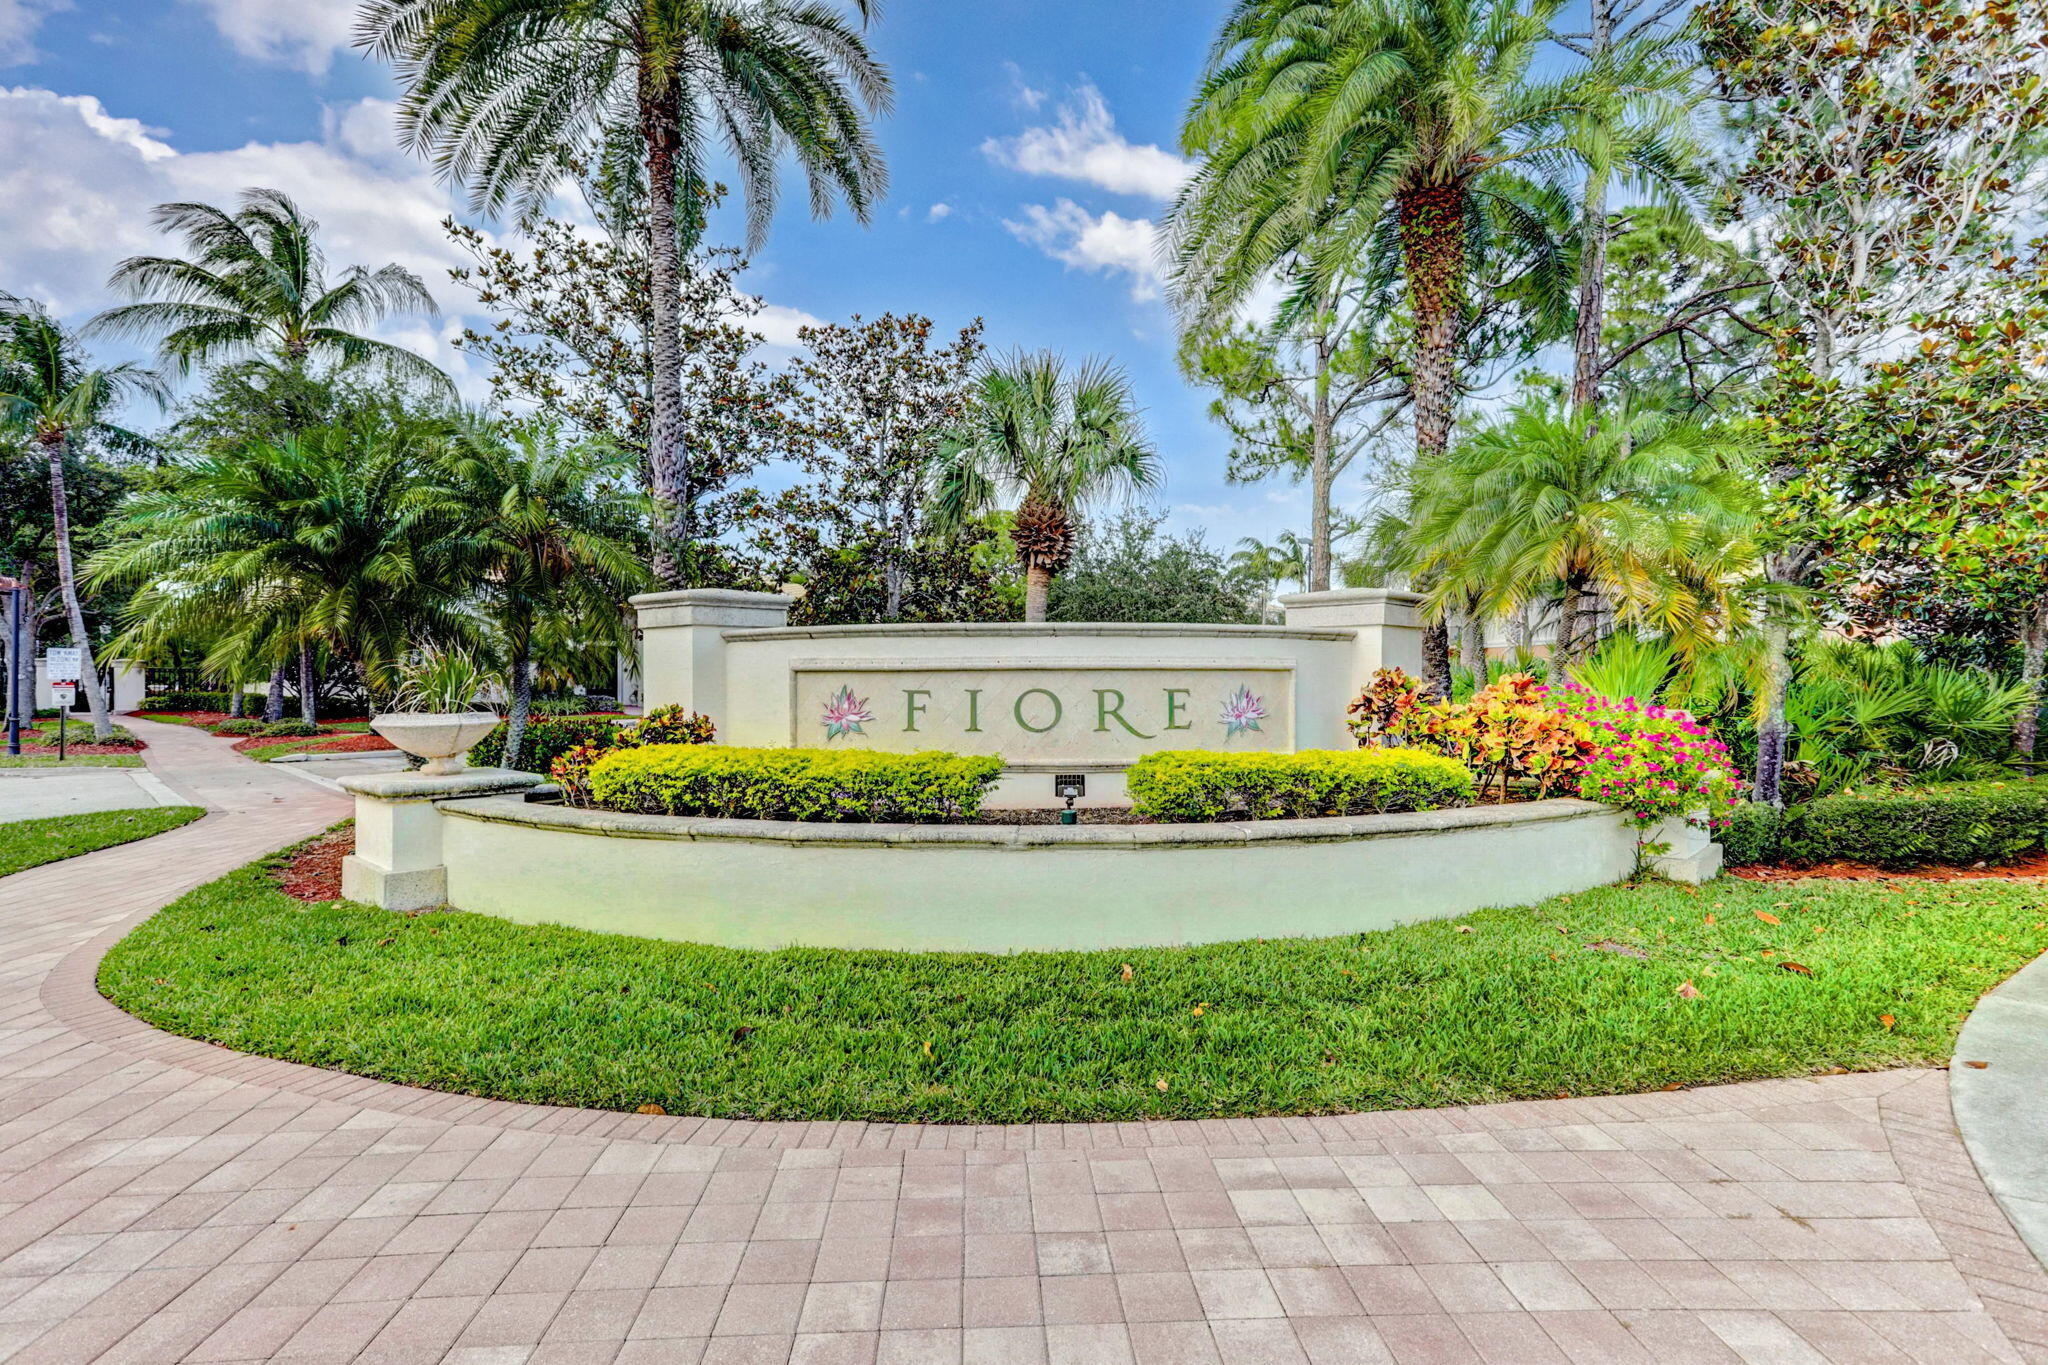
[1551,684,1744,837]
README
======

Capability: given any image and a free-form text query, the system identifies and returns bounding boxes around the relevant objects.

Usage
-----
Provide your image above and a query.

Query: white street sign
[43,647,81,686]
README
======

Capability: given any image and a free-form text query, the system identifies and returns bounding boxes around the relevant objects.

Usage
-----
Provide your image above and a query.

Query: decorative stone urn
[369,712,501,775]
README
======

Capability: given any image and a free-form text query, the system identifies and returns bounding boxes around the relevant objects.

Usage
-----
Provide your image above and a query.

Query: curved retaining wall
[436,796,1639,952]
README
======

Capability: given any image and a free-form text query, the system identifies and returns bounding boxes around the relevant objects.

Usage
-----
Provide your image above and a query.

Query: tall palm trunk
[265,667,285,723]
[1398,184,1467,463]
[297,645,316,724]
[229,683,244,719]
[1752,545,1812,807]
[1555,573,1591,666]
[41,433,113,739]
[2016,598,2047,769]
[1569,0,1615,420]
[640,67,691,589]
[1308,318,1336,592]
[1400,186,1467,699]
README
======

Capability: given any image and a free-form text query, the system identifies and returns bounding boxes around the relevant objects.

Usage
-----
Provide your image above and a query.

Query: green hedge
[1126,748,1475,823]
[210,719,261,737]
[150,691,229,712]
[1722,778,2048,869]
[469,716,629,775]
[590,746,1004,823]
[257,720,321,738]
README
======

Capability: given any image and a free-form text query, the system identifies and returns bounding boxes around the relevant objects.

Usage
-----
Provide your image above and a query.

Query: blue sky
[0,0,1374,549]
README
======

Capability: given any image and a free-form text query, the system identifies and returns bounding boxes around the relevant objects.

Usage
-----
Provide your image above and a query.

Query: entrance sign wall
[631,587,1424,806]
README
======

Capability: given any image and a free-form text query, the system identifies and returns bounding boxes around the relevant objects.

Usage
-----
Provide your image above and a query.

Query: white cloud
[0,87,470,331]
[926,202,952,223]
[184,0,359,76]
[982,84,1189,202]
[748,302,825,350]
[0,0,66,65]
[1003,199,1163,301]
[1002,61,1046,112]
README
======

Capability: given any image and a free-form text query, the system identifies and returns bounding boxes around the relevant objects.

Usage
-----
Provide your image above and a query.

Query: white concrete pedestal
[339,767,543,911]
[1650,813,1724,884]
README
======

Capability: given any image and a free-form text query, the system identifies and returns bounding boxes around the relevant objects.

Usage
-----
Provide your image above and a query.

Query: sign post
[44,646,81,762]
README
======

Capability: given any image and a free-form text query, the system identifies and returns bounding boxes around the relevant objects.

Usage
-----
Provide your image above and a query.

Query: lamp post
[1,576,22,757]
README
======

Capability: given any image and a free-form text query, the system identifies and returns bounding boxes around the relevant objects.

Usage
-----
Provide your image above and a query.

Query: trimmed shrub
[210,719,261,737]
[40,720,139,747]
[1126,748,1475,823]
[1719,803,1782,866]
[590,746,1004,823]
[470,715,631,775]
[150,691,230,712]
[258,720,321,738]
[1722,778,2048,869]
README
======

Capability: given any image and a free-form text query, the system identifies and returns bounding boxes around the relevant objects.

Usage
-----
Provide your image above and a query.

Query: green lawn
[0,754,145,769]
[97,841,2048,1124]
[2,807,206,878]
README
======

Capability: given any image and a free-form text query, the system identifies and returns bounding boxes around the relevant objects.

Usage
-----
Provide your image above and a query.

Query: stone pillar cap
[338,767,544,801]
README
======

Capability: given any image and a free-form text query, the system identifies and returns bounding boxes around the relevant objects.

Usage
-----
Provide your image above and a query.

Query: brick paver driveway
[0,716,2042,1364]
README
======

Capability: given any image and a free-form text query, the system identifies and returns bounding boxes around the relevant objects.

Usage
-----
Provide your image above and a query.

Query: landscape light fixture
[1054,773,1085,825]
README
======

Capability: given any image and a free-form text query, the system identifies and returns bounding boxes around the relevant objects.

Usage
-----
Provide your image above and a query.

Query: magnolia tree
[1786,263,2048,759]
[448,215,788,585]
[1703,0,2048,804]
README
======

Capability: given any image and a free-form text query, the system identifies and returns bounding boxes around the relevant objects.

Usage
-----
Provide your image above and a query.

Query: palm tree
[1171,0,1681,467]
[358,0,892,587]
[0,300,163,740]
[91,189,449,392]
[1231,532,1311,614]
[933,353,1161,623]
[92,410,472,709]
[1404,401,1759,665]
[425,424,648,769]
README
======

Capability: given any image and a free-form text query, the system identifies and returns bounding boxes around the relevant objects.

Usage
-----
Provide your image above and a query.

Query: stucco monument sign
[629,587,1423,805]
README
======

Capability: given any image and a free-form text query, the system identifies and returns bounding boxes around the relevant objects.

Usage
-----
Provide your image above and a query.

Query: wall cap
[629,588,797,611]
[722,622,1356,644]
[439,794,1616,850]
[1277,587,1426,608]
[339,768,543,802]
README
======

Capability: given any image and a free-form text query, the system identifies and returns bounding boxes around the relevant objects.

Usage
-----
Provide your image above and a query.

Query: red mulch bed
[230,733,396,756]
[276,828,353,902]
[1732,849,2048,883]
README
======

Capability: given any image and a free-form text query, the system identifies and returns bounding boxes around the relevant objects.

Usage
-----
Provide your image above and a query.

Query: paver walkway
[0,717,2042,1363]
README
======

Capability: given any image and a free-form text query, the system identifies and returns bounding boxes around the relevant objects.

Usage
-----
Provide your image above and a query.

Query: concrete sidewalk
[0,716,2040,1363]
[0,763,186,823]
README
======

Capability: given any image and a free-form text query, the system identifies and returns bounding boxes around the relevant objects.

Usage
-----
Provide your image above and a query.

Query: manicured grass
[2,806,206,878]
[99,842,2048,1123]
[0,754,145,769]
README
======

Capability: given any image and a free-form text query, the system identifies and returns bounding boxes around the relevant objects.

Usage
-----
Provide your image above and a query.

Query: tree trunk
[1023,566,1053,624]
[640,69,692,589]
[1555,577,1587,667]
[1023,565,1054,623]
[2016,598,2047,768]
[1422,617,1453,700]
[1569,0,1615,419]
[1398,185,1468,461]
[42,434,112,739]
[1755,616,1793,807]
[1460,610,1487,683]
[1507,601,1532,656]
[298,645,316,725]
[503,646,534,773]
[229,683,244,719]
[265,667,285,724]
[1308,323,1336,592]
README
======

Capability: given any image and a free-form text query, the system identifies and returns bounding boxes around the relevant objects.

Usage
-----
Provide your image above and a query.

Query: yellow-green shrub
[1125,748,1474,822]
[588,745,1004,823]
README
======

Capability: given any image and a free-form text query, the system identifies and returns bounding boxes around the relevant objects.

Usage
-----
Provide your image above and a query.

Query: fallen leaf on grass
[1880,1014,1896,1030]
[1154,1077,1171,1092]
[1454,925,1474,934]
[1756,911,1781,925]
[1192,1003,1207,1016]
[1119,963,1134,982]
[1676,980,1701,999]
[1704,913,1716,927]
[730,1026,756,1044]
[922,1040,933,1058]
[1778,961,1813,976]
[636,1103,666,1115]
